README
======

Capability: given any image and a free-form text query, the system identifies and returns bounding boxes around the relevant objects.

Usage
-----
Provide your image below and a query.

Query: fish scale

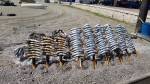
[95,24,107,56]
[105,25,118,52]
[83,24,96,60]
[27,39,41,59]
[41,36,54,56]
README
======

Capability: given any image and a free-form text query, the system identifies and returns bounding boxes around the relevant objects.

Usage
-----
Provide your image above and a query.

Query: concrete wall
[71,3,150,23]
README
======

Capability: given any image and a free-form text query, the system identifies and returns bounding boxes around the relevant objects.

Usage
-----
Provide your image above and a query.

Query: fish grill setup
[26,39,42,69]
[54,35,68,67]
[105,24,120,65]
[15,24,138,69]
[95,24,108,65]
[70,28,84,68]
[41,36,54,69]
[83,24,97,69]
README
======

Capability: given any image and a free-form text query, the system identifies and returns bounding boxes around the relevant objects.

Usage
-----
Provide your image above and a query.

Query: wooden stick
[59,55,63,68]
[125,50,131,63]
[126,50,132,64]
[32,58,36,69]
[128,55,131,64]
[92,56,97,69]
[104,56,109,65]
[101,56,105,66]
[45,55,49,71]
[59,61,63,68]
[107,57,111,65]
[78,57,83,69]
[118,56,123,64]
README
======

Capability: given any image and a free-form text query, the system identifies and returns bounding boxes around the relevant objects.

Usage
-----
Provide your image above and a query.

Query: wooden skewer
[60,61,63,68]
[118,55,123,64]
[125,50,132,64]
[41,36,54,70]
[59,55,64,68]
[100,55,105,66]
[104,52,111,65]
[107,56,111,65]
[77,57,83,69]
[104,56,109,65]
[92,56,97,69]
[127,55,131,64]
[32,58,36,69]
[45,55,49,71]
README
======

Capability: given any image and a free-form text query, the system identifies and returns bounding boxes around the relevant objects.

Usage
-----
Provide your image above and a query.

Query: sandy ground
[0,3,150,84]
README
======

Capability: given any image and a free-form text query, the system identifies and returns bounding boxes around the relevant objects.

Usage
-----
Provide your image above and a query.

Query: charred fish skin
[54,36,66,53]
[41,36,54,56]
[27,39,41,58]
[14,46,28,61]
[53,30,68,54]
[29,32,46,41]
[53,29,70,66]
